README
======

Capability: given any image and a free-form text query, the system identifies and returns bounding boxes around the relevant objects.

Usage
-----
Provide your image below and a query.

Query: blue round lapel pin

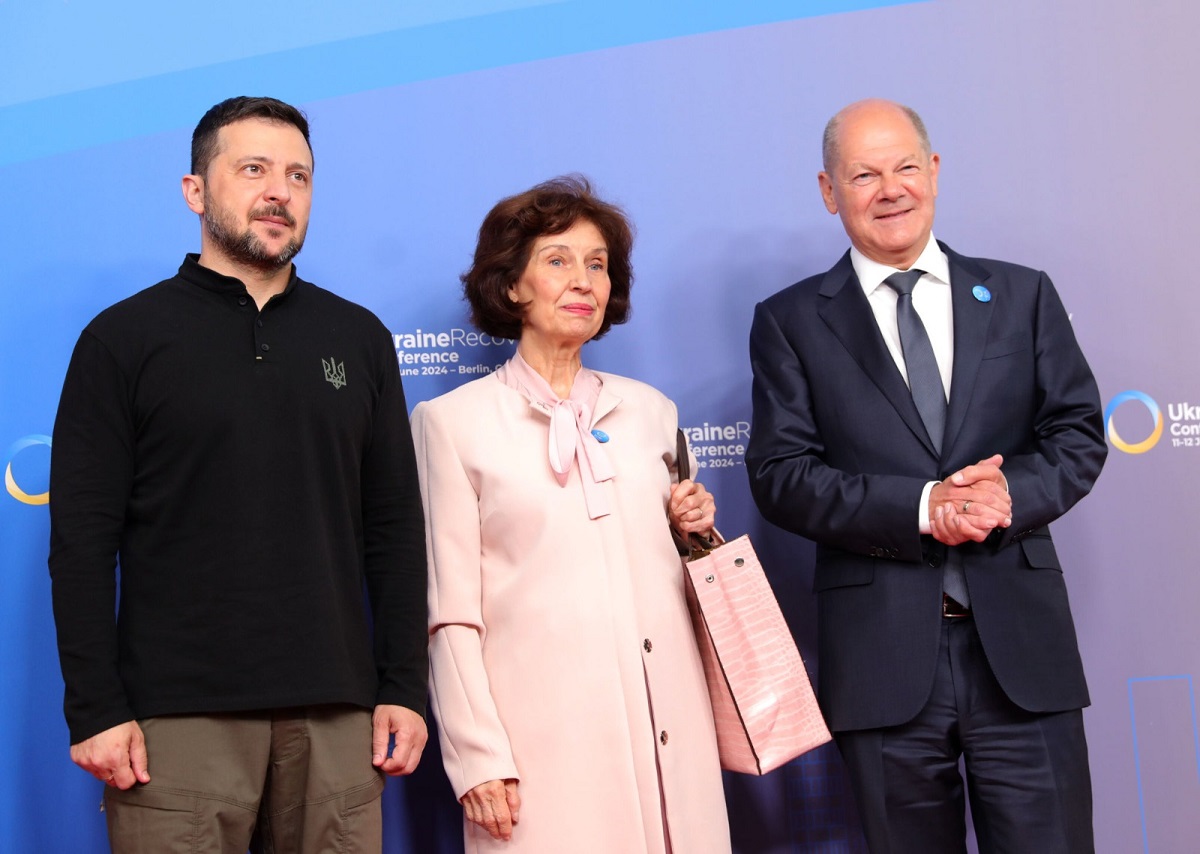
[591,429,610,443]
[972,284,992,303]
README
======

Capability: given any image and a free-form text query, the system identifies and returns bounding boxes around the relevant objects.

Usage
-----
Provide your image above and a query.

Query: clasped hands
[928,453,1012,546]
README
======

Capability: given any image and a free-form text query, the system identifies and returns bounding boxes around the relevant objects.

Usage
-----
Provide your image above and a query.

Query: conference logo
[392,327,513,378]
[1104,391,1200,453]
[682,420,750,470]
[1104,391,1161,454]
[5,434,52,505]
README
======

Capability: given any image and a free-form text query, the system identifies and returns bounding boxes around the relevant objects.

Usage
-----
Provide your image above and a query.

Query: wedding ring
[962,501,972,513]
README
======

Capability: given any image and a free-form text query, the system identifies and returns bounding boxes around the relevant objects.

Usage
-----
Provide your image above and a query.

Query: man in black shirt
[48,96,428,852]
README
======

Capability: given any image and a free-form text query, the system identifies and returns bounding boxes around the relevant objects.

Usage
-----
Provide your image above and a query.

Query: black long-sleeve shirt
[49,255,427,744]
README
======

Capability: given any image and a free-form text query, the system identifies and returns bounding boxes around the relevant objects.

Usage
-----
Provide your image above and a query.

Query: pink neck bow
[501,352,614,519]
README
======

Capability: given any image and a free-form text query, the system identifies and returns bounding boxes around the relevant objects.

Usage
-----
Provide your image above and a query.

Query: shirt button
[238,296,248,306]
[257,319,263,328]
[643,639,652,653]
[260,344,270,352]
[659,731,669,745]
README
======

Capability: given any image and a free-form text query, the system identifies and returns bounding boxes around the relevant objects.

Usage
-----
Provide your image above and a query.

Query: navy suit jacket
[746,242,1106,732]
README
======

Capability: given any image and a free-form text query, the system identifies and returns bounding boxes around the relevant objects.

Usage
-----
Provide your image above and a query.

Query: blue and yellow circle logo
[1104,392,1162,454]
[5,435,52,505]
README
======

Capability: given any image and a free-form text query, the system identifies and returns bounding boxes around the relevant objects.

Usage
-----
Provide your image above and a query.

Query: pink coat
[412,369,731,853]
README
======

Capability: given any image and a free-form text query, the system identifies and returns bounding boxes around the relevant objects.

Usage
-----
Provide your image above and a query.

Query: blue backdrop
[3,1,1198,851]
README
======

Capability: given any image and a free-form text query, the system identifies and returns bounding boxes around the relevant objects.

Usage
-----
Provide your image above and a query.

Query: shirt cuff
[918,481,937,534]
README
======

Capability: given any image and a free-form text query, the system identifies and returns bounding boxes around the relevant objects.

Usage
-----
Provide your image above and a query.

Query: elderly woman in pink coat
[411,176,731,853]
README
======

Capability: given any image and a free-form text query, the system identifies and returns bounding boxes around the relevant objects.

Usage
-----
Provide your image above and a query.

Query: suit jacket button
[643,639,653,653]
[660,731,669,745]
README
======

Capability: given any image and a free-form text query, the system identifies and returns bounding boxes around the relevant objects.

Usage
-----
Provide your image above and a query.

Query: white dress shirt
[850,234,951,533]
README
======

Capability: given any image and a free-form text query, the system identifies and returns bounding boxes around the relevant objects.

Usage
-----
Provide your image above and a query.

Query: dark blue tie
[884,270,945,453]
[884,270,970,607]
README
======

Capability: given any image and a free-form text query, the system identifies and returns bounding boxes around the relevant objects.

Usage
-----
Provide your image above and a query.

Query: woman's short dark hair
[463,175,633,341]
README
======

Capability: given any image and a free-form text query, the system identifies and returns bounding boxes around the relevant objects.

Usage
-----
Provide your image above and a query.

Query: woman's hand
[669,479,716,539]
[461,778,521,841]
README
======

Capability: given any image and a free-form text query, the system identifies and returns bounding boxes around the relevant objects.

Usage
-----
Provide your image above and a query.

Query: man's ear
[818,172,838,215]
[182,174,205,215]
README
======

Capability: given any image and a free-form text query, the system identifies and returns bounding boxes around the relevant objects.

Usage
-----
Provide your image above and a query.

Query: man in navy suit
[746,99,1105,852]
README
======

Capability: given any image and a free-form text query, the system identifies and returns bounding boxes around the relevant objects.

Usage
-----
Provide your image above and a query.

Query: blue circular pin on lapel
[972,285,992,303]
[591,429,609,443]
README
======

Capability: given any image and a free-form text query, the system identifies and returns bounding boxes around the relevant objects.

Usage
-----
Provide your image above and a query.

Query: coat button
[659,731,668,745]
[260,343,270,352]
[238,296,248,306]
[643,639,652,653]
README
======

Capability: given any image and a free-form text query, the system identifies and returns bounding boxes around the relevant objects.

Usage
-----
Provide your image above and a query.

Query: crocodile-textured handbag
[674,430,831,774]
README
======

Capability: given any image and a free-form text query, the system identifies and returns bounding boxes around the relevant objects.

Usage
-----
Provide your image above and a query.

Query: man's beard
[203,192,305,273]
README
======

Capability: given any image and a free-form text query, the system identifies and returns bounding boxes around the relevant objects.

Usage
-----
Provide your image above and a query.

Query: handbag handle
[675,427,693,482]
[673,428,717,559]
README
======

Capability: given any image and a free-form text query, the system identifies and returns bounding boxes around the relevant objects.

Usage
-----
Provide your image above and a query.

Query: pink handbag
[675,431,831,774]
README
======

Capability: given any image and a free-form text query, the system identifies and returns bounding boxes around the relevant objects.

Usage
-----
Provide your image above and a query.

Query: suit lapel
[817,253,939,457]
[942,244,995,458]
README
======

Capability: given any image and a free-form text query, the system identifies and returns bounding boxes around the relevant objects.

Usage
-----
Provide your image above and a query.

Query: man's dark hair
[191,96,312,177]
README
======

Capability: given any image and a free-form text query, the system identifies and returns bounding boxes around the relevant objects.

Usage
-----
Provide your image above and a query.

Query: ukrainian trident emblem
[322,357,347,390]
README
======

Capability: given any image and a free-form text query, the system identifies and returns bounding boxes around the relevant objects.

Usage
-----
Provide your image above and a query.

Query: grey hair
[822,101,931,173]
